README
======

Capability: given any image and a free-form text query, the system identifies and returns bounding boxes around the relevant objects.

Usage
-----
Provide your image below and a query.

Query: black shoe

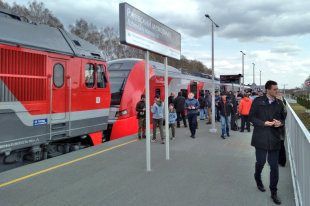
[138,136,142,140]
[206,122,211,124]
[184,125,187,128]
[177,125,180,128]
[192,135,195,139]
[248,130,251,132]
[255,180,266,192]
[271,193,281,205]
[221,135,225,139]
[240,130,244,132]
[227,133,230,137]
[142,135,146,139]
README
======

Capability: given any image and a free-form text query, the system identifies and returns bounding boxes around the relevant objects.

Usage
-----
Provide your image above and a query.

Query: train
[0,8,245,169]
[0,9,111,166]
[106,59,220,140]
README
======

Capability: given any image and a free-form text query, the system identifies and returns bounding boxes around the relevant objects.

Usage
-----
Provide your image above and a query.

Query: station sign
[305,79,310,86]
[220,74,242,84]
[119,3,181,60]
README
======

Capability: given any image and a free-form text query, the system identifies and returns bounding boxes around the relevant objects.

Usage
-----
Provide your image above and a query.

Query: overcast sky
[10,0,310,89]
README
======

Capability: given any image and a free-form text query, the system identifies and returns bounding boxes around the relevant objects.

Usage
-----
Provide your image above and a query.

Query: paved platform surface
[0,120,295,206]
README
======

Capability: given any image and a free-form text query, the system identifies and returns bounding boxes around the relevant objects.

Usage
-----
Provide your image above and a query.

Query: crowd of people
[135,80,287,205]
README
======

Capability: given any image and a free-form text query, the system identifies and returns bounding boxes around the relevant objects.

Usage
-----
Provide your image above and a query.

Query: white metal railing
[286,102,310,206]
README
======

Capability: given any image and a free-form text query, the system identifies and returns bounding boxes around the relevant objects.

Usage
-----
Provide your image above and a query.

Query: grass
[290,103,310,132]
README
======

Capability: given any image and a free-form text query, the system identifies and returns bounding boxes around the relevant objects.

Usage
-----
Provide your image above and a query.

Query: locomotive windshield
[108,63,131,105]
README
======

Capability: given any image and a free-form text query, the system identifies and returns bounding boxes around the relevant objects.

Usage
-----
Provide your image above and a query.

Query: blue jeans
[199,108,208,120]
[187,113,197,135]
[220,115,231,135]
[254,148,279,193]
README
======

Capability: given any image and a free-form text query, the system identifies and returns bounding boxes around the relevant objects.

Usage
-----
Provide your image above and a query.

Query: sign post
[119,3,181,171]
[145,51,151,171]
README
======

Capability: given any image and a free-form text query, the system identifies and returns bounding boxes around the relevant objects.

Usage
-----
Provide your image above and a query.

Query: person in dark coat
[276,91,287,167]
[136,94,146,139]
[168,92,175,105]
[217,92,233,139]
[199,93,207,120]
[174,92,187,128]
[249,80,286,205]
[215,91,221,121]
[204,92,212,124]
[184,92,200,138]
[228,91,238,131]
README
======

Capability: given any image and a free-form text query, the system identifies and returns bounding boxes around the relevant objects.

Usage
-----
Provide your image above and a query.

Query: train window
[155,88,160,96]
[85,64,95,88]
[109,63,123,70]
[53,63,64,88]
[97,64,108,88]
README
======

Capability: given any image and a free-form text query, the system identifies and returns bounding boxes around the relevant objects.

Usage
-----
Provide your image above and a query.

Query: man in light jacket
[151,94,165,144]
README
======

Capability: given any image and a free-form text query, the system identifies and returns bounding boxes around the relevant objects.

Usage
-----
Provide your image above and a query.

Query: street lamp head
[205,14,210,18]
[215,24,219,28]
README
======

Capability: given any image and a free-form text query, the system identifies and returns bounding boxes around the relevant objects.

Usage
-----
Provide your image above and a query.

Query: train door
[49,58,68,140]
[51,60,67,120]
[190,82,197,98]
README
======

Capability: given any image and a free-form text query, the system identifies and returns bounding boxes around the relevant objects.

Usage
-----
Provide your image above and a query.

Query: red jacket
[239,97,252,115]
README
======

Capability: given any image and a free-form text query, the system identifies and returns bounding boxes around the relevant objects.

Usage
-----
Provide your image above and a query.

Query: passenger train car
[106,58,220,140]
[0,9,111,165]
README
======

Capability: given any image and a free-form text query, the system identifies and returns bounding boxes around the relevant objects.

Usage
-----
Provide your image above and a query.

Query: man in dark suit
[249,80,286,205]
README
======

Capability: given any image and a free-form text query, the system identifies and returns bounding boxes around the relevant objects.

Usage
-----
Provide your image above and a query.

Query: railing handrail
[286,101,310,206]
[287,102,310,141]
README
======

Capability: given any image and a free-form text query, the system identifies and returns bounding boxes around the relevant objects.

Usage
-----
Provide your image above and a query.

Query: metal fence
[286,102,310,206]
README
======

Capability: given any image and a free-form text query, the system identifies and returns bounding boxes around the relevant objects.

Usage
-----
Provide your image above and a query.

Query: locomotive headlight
[115,109,128,117]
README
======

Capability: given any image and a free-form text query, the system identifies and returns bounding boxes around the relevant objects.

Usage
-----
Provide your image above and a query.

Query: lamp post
[252,63,255,85]
[205,14,219,133]
[240,51,245,94]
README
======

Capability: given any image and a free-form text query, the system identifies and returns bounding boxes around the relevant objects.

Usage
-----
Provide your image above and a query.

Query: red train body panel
[0,9,111,164]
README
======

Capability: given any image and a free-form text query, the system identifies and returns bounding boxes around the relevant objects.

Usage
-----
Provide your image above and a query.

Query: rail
[286,102,310,206]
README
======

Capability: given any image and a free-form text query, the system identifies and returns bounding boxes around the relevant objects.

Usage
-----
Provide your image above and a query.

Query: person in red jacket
[239,93,252,132]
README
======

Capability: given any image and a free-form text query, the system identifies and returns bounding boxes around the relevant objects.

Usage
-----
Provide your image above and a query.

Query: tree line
[0,0,211,74]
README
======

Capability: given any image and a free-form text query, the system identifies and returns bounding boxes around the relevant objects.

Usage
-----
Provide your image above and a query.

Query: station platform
[0,120,295,206]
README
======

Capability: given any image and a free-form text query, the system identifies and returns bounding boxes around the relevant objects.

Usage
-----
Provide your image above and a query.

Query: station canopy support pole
[145,50,151,172]
[164,57,170,160]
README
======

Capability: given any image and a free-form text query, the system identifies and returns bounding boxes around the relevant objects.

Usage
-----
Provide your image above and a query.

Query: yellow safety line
[0,139,137,188]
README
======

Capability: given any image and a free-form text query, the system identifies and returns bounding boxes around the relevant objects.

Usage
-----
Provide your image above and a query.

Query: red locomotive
[106,59,220,140]
[0,9,110,166]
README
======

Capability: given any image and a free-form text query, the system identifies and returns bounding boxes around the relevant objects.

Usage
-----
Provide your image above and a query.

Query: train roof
[0,9,104,61]
[108,58,218,83]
